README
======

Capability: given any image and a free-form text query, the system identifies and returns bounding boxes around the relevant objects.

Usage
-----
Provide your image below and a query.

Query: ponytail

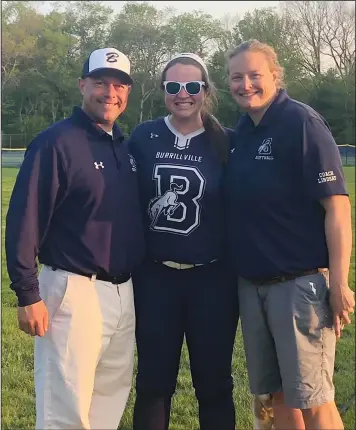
[202,113,229,165]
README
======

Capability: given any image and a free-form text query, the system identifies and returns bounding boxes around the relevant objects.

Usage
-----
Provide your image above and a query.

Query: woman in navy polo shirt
[224,39,354,430]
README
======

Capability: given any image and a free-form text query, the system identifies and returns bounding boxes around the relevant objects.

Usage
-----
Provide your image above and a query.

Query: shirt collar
[236,89,290,132]
[70,106,125,142]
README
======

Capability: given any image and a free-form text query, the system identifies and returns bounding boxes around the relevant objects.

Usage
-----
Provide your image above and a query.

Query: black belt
[51,266,131,285]
[247,268,325,286]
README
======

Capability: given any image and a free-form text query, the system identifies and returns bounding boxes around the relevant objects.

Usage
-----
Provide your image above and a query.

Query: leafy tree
[233,7,304,84]
[169,11,227,58]
[108,2,176,126]
[1,1,354,145]
[55,1,114,58]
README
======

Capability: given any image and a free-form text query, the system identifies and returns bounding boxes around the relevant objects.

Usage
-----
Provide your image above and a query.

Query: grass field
[1,166,355,429]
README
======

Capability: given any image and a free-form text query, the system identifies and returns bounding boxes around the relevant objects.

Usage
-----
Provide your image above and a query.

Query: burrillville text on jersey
[155,151,203,163]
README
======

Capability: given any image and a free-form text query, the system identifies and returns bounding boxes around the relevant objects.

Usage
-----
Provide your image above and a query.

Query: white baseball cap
[81,47,132,84]
[166,53,209,76]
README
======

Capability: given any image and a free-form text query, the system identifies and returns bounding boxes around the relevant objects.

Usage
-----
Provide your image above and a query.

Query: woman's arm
[320,195,355,339]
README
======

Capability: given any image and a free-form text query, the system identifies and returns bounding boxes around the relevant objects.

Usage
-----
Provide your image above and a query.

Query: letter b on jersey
[148,164,206,235]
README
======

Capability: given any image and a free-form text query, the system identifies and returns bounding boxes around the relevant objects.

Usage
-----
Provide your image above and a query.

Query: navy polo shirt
[224,89,348,279]
[5,107,145,306]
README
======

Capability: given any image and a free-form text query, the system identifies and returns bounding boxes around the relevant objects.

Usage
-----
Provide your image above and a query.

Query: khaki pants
[35,265,135,429]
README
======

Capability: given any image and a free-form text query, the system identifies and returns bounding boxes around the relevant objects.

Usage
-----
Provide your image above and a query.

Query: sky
[39,1,281,20]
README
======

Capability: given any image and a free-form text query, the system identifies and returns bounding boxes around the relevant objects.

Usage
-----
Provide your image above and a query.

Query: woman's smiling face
[164,63,206,121]
[228,51,277,113]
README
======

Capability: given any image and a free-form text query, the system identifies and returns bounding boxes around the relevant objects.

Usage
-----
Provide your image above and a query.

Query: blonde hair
[227,39,285,89]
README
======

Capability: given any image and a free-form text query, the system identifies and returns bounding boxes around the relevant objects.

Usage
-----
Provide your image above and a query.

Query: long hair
[161,56,229,164]
[227,39,285,89]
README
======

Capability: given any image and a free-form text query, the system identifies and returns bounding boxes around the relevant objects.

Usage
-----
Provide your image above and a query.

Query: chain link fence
[1,133,27,149]
[1,133,355,168]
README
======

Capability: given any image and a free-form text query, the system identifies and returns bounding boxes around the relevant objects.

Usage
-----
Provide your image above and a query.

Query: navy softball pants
[132,260,239,430]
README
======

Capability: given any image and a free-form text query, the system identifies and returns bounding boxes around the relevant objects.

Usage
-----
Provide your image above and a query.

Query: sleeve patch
[318,170,337,183]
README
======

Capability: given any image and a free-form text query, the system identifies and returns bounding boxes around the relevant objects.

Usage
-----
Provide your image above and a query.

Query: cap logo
[106,52,119,63]
[83,48,132,83]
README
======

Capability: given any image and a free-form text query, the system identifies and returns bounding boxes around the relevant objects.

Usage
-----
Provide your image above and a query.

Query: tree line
[2,0,355,146]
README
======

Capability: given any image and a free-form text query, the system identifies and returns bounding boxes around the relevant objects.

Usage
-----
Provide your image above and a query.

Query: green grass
[1,166,355,429]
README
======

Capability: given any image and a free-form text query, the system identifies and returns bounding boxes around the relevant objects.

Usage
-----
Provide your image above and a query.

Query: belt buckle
[162,261,194,270]
[181,263,195,269]
[168,261,181,270]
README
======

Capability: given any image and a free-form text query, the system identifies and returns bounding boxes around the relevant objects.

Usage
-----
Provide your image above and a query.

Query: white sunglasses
[163,81,206,96]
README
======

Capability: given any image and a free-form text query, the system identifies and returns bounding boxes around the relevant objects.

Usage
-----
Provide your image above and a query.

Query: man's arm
[5,137,66,335]
[320,195,355,338]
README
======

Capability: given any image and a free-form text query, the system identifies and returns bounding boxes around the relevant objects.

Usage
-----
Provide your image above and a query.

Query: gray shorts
[238,271,336,409]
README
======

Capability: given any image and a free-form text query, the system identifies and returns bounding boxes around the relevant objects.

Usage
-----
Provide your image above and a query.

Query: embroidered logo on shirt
[94,161,105,169]
[318,170,337,183]
[255,138,274,160]
[150,133,159,139]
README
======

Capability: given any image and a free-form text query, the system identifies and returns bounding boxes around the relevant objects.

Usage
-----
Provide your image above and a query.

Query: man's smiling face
[79,73,131,128]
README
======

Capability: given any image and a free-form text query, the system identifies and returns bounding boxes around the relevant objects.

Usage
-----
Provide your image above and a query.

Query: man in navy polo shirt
[5,48,145,429]
[225,39,354,429]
